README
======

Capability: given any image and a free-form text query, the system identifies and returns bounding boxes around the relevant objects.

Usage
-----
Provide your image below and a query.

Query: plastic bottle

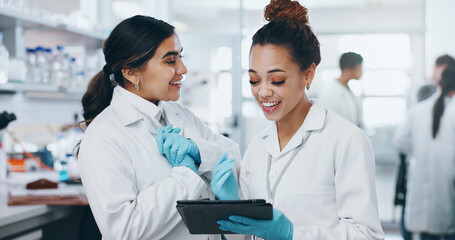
[59,158,69,181]
[44,48,53,85]
[0,138,8,182]
[26,48,37,83]
[52,45,69,88]
[35,46,46,84]
[0,32,9,84]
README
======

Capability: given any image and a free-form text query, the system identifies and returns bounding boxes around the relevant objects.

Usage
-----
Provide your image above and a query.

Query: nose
[176,58,187,75]
[256,82,273,98]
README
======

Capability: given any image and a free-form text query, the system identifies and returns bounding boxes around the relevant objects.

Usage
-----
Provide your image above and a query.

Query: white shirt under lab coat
[239,99,384,240]
[393,96,455,234]
[78,86,240,240]
[318,80,362,127]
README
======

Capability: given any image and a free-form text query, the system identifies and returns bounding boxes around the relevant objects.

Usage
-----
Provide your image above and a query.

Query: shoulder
[323,111,368,142]
[244,125,271,154]
[162,101,194,117]
[82,106,124,141]
[409,98,434,116]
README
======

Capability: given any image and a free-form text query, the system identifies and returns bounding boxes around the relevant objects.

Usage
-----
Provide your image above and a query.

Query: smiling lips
[170,80,182,85]
[261,101,281,112]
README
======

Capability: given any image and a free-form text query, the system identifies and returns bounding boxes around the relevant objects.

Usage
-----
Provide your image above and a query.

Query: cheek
[250,85,257,96]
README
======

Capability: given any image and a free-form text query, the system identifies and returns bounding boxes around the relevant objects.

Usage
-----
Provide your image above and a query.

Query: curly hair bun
[264,0,309,26]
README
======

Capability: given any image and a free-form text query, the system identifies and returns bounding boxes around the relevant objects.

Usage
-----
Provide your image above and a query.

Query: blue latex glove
[155,124,201,166]
[156,125,197,173]
[156,124,181,155]
[211,153,239,200]
[175,154,198,173]
[217,208,293,240]
[162,133,201,165]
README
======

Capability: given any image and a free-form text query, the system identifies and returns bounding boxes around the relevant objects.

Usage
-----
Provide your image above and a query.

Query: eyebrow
[248,69,285,74]
[162,48,183,59]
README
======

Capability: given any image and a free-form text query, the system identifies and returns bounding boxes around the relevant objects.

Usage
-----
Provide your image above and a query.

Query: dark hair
[435,54,455,67]
[432,67,455,138]
[251,0,321,71]
[81,15,175,125]
[339,52,363,70]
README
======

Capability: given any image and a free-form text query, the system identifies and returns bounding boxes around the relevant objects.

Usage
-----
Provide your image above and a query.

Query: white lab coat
[78,86,240,240]
[239,99,384,240]
[318,80,362,127]
[393,96,455,234]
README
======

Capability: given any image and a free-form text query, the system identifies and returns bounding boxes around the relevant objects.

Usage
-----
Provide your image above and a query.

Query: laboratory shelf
[0,82,85,100]
[0,7,107,41]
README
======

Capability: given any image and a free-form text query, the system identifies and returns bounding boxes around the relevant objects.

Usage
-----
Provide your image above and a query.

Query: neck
[338,73,352,89]
[276,97,312,151]
[448,91,455,98]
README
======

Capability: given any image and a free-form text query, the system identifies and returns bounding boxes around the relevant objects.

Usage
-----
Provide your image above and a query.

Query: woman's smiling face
[249,44,311,122]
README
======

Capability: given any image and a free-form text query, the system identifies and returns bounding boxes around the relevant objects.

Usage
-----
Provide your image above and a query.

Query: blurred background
[0,0,454,239]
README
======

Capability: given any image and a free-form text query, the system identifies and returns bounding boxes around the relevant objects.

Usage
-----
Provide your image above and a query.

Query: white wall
[425,0,455,75]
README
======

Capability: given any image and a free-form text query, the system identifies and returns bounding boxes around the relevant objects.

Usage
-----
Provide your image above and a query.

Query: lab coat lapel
[264,99,326,158]
[111,87,144,127]
[262,123,281,158]
[112,86,164,136]
[162,103,186,135]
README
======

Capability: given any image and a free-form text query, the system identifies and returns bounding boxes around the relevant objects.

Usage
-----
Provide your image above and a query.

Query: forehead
[155,33,182,55]
[250,44,293,64]
[249,44,300,73]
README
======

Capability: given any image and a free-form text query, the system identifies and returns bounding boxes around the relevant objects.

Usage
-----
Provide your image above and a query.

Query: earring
[306,85,310,90]
[134,82,139,91]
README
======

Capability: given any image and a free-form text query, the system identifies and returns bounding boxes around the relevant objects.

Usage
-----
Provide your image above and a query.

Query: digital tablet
[176,199,273,234]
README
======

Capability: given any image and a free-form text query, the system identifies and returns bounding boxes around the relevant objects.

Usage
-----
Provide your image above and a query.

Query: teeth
[262,102,279,107]
[170,80,182,85]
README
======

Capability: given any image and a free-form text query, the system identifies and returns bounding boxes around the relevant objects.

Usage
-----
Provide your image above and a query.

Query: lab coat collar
[261,99,326,158]
[111,86,161,127]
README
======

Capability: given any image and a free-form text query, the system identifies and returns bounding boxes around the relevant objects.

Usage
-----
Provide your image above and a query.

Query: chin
[168,94,180,102]
[263,112,281,122]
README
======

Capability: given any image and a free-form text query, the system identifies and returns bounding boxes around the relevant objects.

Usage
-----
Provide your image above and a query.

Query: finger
[164,124,173,133]
[228,215,256,226]
[170,127,181,134]
[175,138,189,163]
[214,152,229,169]
[212,158,234,182]
[217,220,249,234]
[163,136,174,160]
[212,162,231,182]
[214,170,233,188]
[175,147,187,164]
[155,130,165,154]
[215,158,235,178]
[170,142,180,163]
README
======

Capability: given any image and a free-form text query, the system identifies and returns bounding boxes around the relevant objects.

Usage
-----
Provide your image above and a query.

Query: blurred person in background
[394,54,455,240]
[393,67,455,240]
[318,52,364,127]
[418,54,455,101]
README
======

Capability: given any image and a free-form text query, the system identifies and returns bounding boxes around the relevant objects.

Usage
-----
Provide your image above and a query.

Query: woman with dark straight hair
[78,15,240,240]
[205,0,384,239]
[394,67,455,240]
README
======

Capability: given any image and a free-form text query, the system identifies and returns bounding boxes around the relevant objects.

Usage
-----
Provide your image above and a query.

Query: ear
[121,68,140,85]
[304,63,316,85]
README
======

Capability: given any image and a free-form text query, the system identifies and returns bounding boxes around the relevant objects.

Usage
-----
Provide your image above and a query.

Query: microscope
[0,111,16,130]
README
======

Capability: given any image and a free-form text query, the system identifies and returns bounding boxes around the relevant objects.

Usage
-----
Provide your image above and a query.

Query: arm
[78,130,206,239]
[181,106,241,178]
[293,129,384,240]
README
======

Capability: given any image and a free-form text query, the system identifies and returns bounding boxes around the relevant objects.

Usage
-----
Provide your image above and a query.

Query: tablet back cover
[176,199,272,234]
